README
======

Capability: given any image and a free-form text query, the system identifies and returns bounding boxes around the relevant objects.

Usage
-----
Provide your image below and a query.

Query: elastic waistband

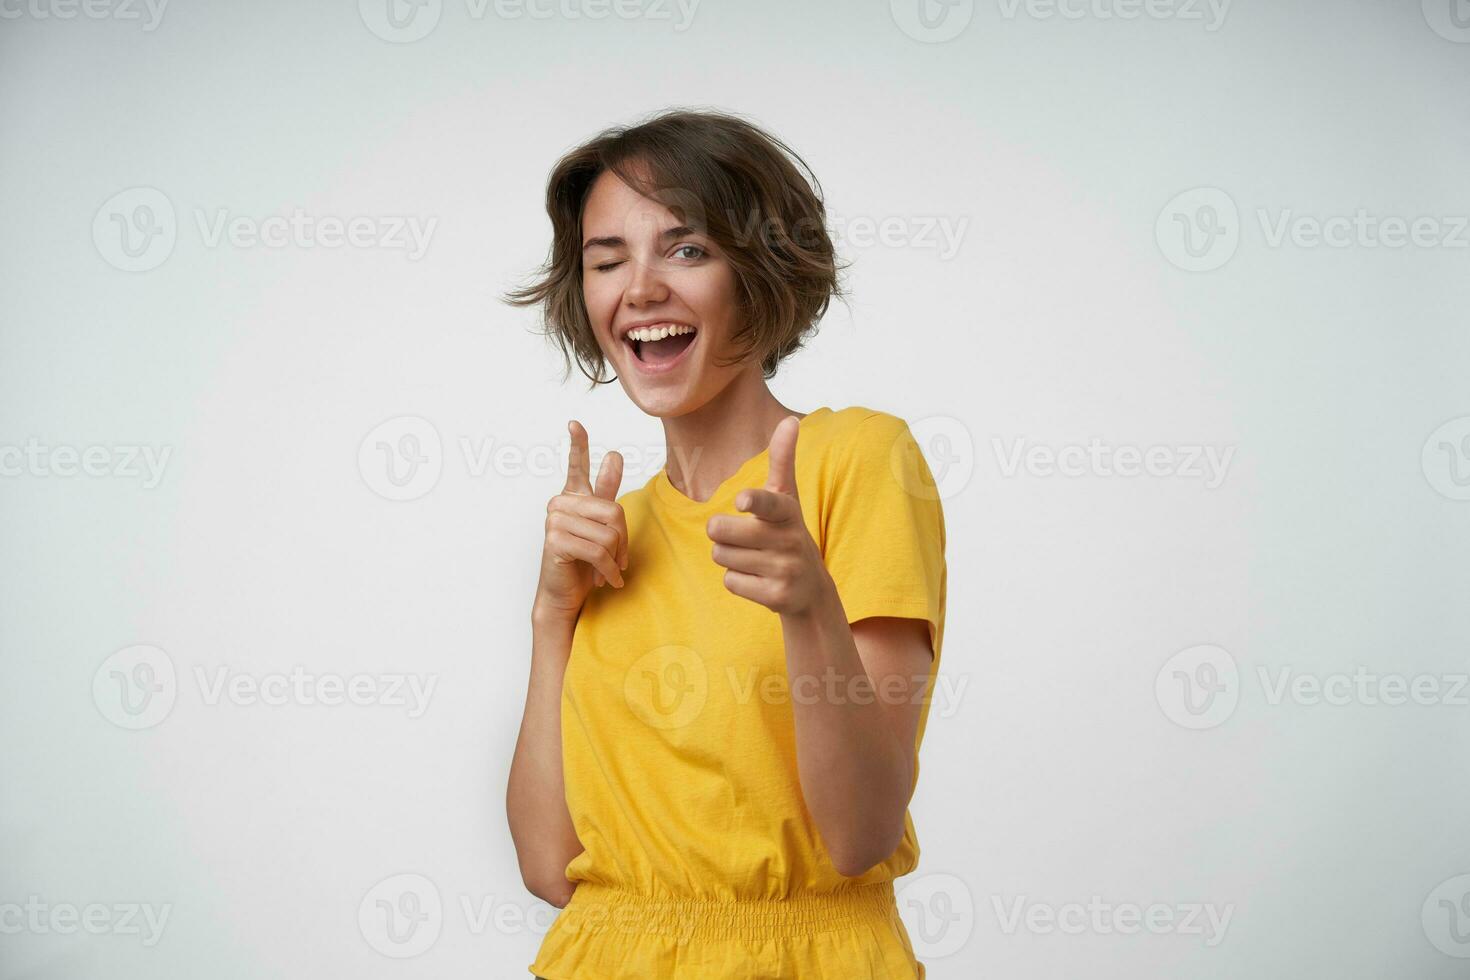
[559,881,898,942]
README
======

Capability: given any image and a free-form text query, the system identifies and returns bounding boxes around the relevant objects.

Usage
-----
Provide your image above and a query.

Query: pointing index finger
[565,420,592,494]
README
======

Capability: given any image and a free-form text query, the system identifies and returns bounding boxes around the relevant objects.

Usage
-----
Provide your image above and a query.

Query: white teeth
[626,323,695,343]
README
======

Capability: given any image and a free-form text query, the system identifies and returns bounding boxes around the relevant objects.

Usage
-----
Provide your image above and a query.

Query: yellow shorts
[528,880,925,978]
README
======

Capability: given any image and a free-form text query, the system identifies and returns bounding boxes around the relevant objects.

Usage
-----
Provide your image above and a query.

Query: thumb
[764,415,800,500]
[594,449,624,501]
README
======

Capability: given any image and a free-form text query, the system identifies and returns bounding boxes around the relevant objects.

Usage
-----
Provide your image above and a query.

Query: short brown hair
[503,107,846,387]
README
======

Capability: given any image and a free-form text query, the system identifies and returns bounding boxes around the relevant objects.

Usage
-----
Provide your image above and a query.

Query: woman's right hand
[534,419,629,623]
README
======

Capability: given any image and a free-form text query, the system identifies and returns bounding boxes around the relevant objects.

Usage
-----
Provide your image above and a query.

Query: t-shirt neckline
[652,407,833,511]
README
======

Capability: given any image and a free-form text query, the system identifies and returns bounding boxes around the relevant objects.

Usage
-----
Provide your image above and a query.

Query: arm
[506,420,629,909]
[780,584,934,877]
[506,608,584,908]
[707,414,940,878]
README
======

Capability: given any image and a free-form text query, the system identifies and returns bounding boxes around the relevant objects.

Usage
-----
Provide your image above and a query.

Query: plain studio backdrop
[2,0,1469,977]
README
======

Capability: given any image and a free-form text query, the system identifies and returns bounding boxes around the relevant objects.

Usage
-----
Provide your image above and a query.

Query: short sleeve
[819,412,947,659]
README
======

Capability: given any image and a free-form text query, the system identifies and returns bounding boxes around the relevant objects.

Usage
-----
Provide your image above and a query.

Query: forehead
[581,170,702,240]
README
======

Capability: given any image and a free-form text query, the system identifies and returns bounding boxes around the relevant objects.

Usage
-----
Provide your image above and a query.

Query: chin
[628,388,699,420]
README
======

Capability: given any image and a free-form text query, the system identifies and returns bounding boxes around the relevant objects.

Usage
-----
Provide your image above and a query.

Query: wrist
[783,565,841,623]
[532,601,579,632]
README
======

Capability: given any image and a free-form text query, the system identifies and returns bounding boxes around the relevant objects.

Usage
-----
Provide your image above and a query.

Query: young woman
[504,108,948,979]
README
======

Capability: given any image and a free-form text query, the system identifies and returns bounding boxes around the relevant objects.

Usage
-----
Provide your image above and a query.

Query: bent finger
[710,542,780,576]
[549,529,623,588]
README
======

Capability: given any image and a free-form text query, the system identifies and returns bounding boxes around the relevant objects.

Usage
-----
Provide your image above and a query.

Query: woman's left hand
[706,416,833,617]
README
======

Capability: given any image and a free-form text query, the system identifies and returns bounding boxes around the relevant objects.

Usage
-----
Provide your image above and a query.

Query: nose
[625,252,669,307]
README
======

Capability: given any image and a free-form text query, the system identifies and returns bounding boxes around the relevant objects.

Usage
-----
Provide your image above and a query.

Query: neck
[663,370,802,503]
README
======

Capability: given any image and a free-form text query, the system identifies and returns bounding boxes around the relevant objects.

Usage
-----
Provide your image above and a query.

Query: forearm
[780,573,913,877]
[506,609,584,907]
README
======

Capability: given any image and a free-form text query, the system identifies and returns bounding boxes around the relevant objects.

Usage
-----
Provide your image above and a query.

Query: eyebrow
[581,225,699,251]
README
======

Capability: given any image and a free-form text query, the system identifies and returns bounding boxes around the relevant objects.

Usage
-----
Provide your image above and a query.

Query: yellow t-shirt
[529,405,948,979]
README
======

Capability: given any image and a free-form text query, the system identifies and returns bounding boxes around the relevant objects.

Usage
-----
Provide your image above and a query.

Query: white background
[3,0,1469,976]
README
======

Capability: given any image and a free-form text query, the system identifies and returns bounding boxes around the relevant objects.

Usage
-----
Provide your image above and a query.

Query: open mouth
[625,323,698,367]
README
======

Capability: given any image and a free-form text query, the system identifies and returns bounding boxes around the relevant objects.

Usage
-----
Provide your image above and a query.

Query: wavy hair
[503,107,847,387]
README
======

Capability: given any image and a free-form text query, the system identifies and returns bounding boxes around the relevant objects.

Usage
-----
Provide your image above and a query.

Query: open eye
[671,244,706,261]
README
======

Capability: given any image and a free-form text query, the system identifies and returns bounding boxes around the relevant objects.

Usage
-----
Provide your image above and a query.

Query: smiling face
[580,169,753,419]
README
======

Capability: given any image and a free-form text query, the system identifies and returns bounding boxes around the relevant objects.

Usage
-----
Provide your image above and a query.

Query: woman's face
[580,170,749,419]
